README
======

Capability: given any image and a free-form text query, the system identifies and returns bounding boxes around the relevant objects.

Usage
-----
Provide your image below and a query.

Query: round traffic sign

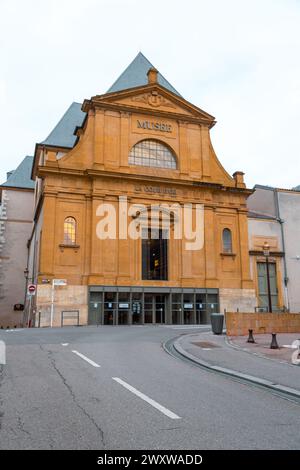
[28,284,36,293]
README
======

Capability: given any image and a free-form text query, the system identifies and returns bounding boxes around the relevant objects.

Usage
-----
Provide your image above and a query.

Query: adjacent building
[247,184,300,313]
[0,156,34,327]
[26,53,257,327]
[2,55,299,328]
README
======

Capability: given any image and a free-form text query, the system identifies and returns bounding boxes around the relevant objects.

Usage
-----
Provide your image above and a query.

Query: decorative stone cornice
[82,83,216,128]
[249,250,284,257]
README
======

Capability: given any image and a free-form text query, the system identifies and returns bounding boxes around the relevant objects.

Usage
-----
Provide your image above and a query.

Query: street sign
[184,303,193,309]
[119,303,129,309]
[53,279,67,286]
[132,302,141,314]
[27,284,36,296]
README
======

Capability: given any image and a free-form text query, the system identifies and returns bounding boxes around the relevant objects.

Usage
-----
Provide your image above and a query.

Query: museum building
[27,53,256,327]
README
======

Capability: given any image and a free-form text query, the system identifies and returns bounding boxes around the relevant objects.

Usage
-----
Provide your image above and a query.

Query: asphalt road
[0,325,300,450]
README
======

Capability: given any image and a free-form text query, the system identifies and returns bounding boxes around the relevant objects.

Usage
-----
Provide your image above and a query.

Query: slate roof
[254,183,300,193]
[107,52,181,96]
[1,156,35,190]
[40,102,86,148]
[39,53,181,150]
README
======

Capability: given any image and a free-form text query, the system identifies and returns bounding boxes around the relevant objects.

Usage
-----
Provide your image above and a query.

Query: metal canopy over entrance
[88,287,219,326]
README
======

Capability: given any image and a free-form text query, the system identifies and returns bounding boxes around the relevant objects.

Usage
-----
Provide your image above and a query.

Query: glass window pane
[64,217,76,245]
[129,139,177,170]
[222,228,232,253]
[142,229,168,280]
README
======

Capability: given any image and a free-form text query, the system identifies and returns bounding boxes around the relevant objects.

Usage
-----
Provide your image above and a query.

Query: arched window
[222,228,232,253]
[64,217,76,245]
[129,139,177,169]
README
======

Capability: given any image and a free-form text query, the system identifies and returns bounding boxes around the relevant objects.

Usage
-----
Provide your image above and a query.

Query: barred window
[222,228,232,253]
[64,217,76,245]
[129,140,177,169]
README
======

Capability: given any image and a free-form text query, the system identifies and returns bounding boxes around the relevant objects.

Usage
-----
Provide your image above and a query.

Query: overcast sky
[0,0,299,188]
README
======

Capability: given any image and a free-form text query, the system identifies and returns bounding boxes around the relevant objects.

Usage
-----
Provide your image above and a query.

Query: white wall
[0,189,34,327]
[278,191,300,312]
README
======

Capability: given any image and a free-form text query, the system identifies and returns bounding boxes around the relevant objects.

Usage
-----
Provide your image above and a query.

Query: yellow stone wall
[32,80,255,318]
[226,312,300,336]
[35,285,88,327]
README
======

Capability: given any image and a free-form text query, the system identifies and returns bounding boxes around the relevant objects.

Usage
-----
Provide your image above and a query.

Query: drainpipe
[274,188,289,311]
[23,242,30,327]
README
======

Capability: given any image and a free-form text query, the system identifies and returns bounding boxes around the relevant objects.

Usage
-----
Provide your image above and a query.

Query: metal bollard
[270,333,279,349]
[247,329,255,343]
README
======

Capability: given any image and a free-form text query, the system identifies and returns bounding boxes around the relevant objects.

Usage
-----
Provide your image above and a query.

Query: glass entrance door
[88,292,102,325]
[104,292,116,325]
[155,295,165,324]
[144,294,154,323]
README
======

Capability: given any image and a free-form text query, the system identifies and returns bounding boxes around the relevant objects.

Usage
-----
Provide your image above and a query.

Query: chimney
[233,171,245,188]
[147,67,158,85]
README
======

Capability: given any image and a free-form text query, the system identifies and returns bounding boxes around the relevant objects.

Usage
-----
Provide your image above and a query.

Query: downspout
[274,188,289,311]
[23,240,30,326]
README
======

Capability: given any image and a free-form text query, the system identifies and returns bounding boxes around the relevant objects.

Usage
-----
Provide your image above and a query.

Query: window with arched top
[222,228,232,253]
[64,217,76,245]
[129,139,177,169]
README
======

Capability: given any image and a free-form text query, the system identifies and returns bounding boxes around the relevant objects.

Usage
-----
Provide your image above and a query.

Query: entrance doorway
[88,288,219,326]
[155,295,165,324]
[88,292,102,325]
[104,292,116,325]
[143,294,166,324]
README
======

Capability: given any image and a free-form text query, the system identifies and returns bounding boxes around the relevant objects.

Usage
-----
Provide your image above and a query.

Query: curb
[224,336,296,368]
[172,336,300,401]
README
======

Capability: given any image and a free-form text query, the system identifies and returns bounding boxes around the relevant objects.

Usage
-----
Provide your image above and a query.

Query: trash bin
[210,313,224,335]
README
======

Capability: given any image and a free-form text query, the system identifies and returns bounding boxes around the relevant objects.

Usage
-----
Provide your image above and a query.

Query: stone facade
[247,185,300,313]
[226,311,300,336]
[35,285,88,327]
[26,56,256,326]
[219,288,257,313]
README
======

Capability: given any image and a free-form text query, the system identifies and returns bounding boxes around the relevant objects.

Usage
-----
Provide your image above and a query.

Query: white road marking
[112,377,181,420]
[201,348,212,350]
[72,350,101,367]
[61,343,69,346]
[4,329,23,332]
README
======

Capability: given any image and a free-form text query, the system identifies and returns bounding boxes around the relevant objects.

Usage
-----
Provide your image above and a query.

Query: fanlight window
[64,217,76,245]
[129,140,177,169]
[222,228,232,253]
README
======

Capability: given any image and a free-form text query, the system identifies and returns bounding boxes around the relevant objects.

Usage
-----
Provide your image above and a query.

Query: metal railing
[61,310,80,327]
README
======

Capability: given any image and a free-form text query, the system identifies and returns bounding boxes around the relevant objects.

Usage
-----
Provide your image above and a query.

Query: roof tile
[1,156,35,189]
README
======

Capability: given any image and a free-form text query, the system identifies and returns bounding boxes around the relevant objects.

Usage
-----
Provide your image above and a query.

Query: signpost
[50,279,67,328]
[26,284,36,327]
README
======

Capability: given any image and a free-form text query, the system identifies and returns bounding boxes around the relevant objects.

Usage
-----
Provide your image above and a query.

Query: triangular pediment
[84,84,216,127]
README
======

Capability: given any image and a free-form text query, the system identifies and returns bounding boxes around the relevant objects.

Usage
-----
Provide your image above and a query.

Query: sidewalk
[228,332,300,364]
[174,330,300,392]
